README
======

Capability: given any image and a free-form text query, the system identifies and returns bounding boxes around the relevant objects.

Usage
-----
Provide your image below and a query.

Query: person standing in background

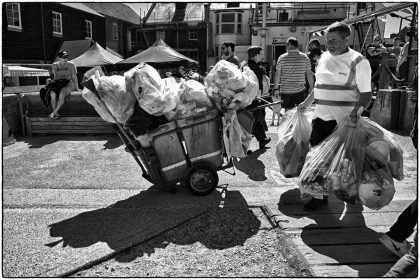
[221,41,240,68]
[366,35,387,91]
[397,32,418,82]
[306,38,323,73]
[49,51,78,119]
[273,37,314,114]
[245,46,271,151]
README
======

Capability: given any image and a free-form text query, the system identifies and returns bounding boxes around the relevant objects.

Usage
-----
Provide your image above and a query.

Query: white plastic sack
[276,109,312,178]
[204,60,258,112]
[124,63,182,118]
[170,79,214,120]
[82,71,136,124]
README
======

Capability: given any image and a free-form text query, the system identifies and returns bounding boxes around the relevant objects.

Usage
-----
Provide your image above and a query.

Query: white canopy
[4,66,50,77]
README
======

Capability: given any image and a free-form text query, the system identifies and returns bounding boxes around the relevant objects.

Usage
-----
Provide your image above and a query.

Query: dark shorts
[281,89,307,109]
[309,118,337,147]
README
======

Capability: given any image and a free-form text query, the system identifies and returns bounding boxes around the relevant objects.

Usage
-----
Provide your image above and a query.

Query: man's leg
[304,117,337,211]
[388,199,418,242]
[383,230,418,277]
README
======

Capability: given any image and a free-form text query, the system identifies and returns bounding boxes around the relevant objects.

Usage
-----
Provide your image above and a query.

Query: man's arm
[305,68,314,93]
[297,89,314,112]
[273,65,281,98]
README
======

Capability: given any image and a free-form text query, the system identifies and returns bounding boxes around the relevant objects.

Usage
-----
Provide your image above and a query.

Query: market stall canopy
[309,2,416,37]
[4,66,50,77]
[55,39,94,61]
[118,39,198,64]
[70,42,123,67]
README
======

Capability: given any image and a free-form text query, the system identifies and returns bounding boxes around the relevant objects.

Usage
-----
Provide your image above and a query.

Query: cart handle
[237,100,282,113]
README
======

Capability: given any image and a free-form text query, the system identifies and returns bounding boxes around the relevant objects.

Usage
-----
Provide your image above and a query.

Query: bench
[19,91,115,136]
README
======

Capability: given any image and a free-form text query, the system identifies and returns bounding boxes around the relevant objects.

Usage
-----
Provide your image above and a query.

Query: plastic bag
[82,71,136,124]
[170,79,214,119]
[204,60,258,112]
[124,63,182,117]
[360,118,404,181]
[298,118,366,204]
[276,109,312,178]
[222,111,246,159]
[359,150,395,210]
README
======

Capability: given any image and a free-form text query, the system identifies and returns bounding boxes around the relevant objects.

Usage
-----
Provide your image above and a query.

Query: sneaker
[304,196,328,211]
[379,234,410,257]
[259,137,271,149]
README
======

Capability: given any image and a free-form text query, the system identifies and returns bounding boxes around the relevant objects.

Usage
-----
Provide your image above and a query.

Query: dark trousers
[246,99,267,143]
[309,118,337,147]
[388,199,418,242]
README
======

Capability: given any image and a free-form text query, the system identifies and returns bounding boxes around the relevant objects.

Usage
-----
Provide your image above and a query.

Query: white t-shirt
[314,48,371,123]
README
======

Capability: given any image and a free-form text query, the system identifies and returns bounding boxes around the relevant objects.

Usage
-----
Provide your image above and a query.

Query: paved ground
[2,108,418,277]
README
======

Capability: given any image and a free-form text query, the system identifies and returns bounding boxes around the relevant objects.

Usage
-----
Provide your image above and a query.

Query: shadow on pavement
[278,188,393,277]
[21,135,123,149]
[47,185,261,263]
[233,148,268,181]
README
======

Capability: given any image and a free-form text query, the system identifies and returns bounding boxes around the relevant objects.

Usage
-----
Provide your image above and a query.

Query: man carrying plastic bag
[276,109,312,178]
[297,21,372,211]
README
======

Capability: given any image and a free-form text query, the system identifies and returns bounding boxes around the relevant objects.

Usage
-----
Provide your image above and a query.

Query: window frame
[6,3,22,31]
[52,11,63,36]
[189,30,198,41]
[84,20,92,39]
[215,12,243,34]
[112,23,119,40]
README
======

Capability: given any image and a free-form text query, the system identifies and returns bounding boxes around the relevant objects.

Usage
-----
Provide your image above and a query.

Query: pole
[262,3,267,57]
[405,2,417,84]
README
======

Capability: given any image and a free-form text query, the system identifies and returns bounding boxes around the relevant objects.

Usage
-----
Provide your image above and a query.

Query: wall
[2,3,105,63]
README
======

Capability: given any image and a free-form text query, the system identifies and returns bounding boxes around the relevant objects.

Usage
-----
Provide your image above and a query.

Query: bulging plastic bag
[276,109,312,178]
[298,118,366,204]
[204,60,258,112]
[359,150,395,210]
[170,79,215,120]
[82,71,136,124]
[124,63,182,118]
[360,118,404,181]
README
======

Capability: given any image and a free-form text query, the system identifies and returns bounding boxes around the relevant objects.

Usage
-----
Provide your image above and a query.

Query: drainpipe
[262,3,267,60]
[40,3,47,63]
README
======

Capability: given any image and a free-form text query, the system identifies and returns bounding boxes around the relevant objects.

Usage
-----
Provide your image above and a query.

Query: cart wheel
[185,164,219,195]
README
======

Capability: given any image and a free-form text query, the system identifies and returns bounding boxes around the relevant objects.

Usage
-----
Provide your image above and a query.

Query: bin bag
[276,109,312,178]
[82,70,136,124]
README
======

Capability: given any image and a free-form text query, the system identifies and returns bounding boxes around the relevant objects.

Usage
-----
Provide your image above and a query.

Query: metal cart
[82,78,280,195]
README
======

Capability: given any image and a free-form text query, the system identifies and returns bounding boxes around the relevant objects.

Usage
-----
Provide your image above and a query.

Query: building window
[189,30,198,40]
[85,20,92,39]
[52,11,62,35]
[113,23,119,40]
[216,12,242,34]
[6,3,22,30]
[278,11,289,22]
[157,30,165,40]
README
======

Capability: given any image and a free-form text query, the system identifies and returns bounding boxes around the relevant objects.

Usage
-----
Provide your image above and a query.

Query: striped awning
[4,66,50,77]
